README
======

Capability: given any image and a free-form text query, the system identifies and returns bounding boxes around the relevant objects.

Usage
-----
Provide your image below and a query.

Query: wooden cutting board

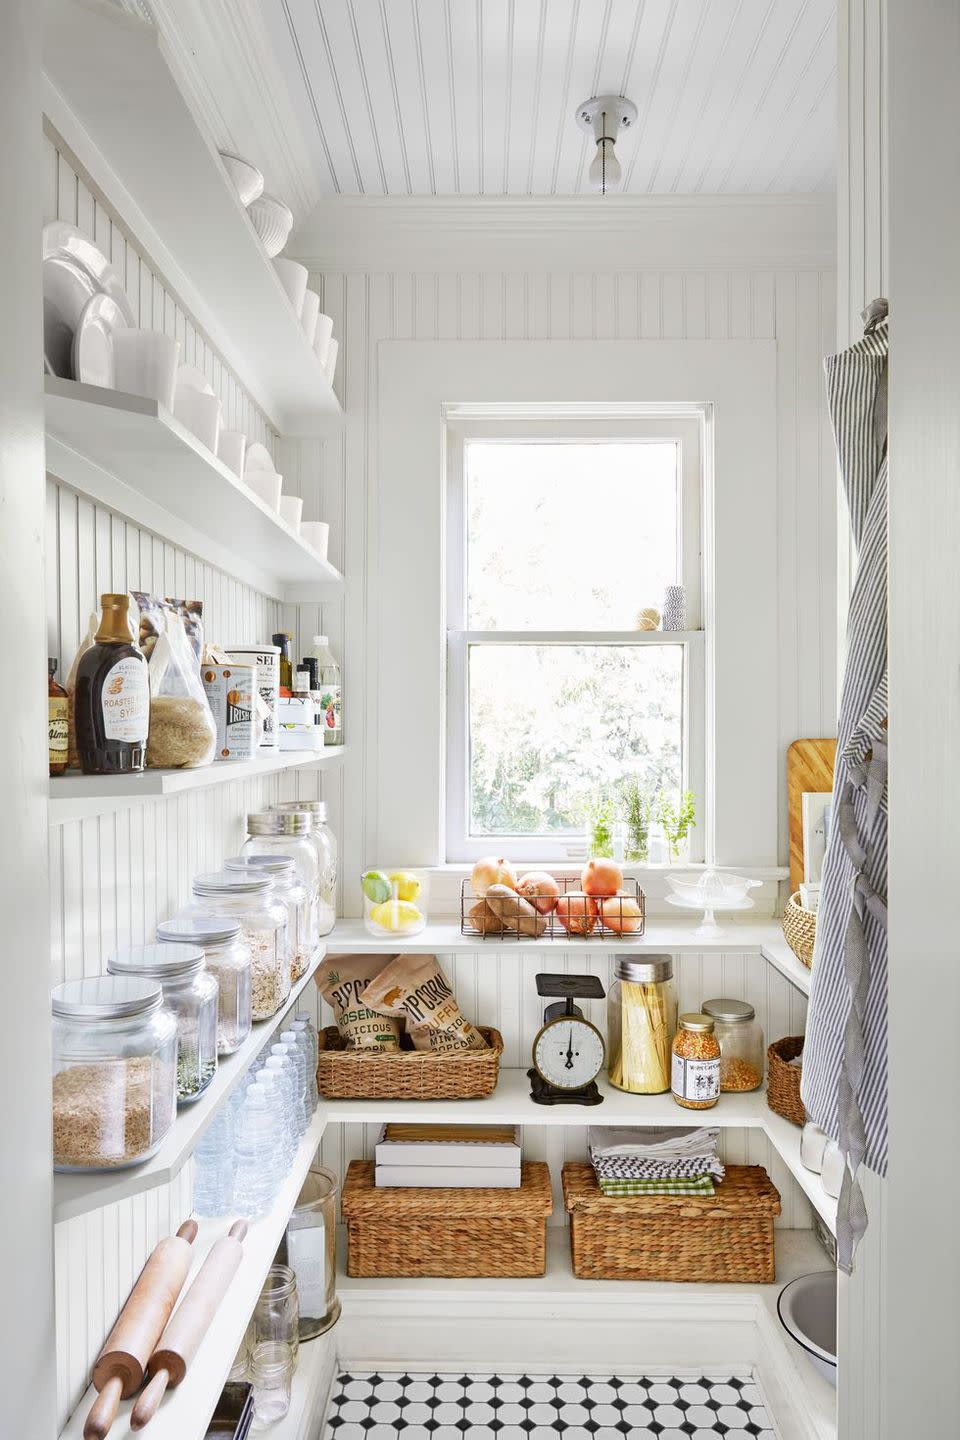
[787,738,837,891]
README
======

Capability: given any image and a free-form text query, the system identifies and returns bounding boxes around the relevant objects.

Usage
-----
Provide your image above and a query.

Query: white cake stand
[665,892,756,938]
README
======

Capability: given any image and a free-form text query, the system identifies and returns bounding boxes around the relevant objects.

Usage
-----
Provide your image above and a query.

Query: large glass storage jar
[226,854,311,985]
[607,955,677,1095]
[52,976,177,1172]
[701,997,765,1091]
[269,801,338,937]
[156,916,252,1056]
[107,943,218,1104]
[188,871,289,1021]
[277,1166,340,1340]
[243,812,322,952]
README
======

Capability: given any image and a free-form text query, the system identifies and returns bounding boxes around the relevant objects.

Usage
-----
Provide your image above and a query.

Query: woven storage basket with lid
[562,1163,780,1283]
[341,1160,553,1277]
[316,1025,503,1101]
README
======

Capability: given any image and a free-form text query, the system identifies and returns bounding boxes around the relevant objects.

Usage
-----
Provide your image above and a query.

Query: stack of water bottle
[194,1011,320,1219]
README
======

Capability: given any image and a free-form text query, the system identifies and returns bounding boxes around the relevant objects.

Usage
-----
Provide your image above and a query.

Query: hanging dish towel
[801,299,889,1273]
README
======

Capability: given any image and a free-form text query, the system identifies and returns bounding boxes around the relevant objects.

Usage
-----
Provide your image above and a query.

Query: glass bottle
[701,998,765,1091]
[48,658,68,776]
[106,943,218,1104]
[269,800,338,936]
[607,955,677,1095]
[306,634,341,745]
[75,593,150,774]
[156,915,252,1056]
[671,1013,721,1110]
[273,631,293,691]
[186,870,289,1019]
[242,811,322,950]
[226,853,312,983]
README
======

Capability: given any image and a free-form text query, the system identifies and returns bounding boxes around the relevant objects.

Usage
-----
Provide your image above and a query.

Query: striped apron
[801,300,889,1273]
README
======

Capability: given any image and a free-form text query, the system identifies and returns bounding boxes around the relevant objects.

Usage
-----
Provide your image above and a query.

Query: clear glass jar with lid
[607,955,677,1094]
[701,997,765,1091]
[107,943,218,1104]
[225,854,311,984]
[187,871,289,1021]
[269,801,338,937]
[242,812,323,952]
[157,915,252,1056]
[671,1013,721,1110]
[52,976,177,1172]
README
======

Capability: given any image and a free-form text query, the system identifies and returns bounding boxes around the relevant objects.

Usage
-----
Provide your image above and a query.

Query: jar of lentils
[187,871,289,1020]
[701,997,764,1092]
[269,800,338,937]
[226,854,311,984]
[671,1012,721,1110]
[107,943,219,1104]
[157,915,252,1056]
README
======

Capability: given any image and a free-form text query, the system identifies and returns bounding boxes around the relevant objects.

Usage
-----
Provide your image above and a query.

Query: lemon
[388,869,422,902]
[370,898,424,932]
[362,870,391,904]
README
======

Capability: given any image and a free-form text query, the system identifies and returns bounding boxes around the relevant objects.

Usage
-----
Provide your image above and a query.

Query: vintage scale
[528,973,606,1106]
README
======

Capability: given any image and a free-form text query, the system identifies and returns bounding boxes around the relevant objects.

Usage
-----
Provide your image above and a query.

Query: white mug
[217,429,247,479]
[300,289,320,347]
[273,257,308,318]
[174,385,221,455]
[248,471,283,511]
[279,494,303,532]
[300,520,329,560]
[800,1121,829,1174]
[313,312,334,366]
[112,330,180,410]
[820,1140,846,1197]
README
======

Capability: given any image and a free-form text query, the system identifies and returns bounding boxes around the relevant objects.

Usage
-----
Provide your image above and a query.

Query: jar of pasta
[671,1013,721,1110]
[701,997,764,1091]
[607,955,677,1094]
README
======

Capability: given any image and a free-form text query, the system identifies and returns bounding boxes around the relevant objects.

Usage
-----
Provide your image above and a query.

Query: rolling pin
[131,1219,248,1430]
[84,1219,198,1440]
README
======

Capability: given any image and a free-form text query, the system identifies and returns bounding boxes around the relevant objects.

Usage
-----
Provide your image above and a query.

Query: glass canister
[250,1342,293,1425]
[107,943,218,1104]
[157,915,252,1056]
[243,812,322,950]
[701,997,765,1091]
[277,1166,341,1340]
[253,1264,300,1368]
[671,1013,721,1110]
[607,955,677,1095]
[225,854,311,985]
[187,871,289,1021]
[52,976,177,1172]
[269,800,338,936]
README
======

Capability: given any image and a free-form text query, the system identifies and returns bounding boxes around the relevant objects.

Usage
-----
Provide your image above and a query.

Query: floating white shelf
[46,379,343,601]
[53,951,325,1223]
[58,1108,327,1440]
[49,747,346,824]
[43,0,340,436]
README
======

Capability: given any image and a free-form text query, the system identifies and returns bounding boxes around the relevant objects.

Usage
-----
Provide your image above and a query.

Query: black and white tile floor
[324,1370,777,1438]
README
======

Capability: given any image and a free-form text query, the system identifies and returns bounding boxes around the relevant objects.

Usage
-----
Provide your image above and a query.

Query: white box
[374,1165,521,1189]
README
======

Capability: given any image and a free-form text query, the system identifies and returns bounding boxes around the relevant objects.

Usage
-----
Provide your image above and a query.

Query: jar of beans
[701,998,764,1092]
[671,1013,721,1110]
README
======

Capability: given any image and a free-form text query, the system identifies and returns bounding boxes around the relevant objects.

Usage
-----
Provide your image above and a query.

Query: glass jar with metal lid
[107,943,218,1104]
[187,871,289,1021]
[157,915,252,1056]
[226,854,312,985]
[607,955,677,1094]
[671,1013,721,1110]
[51,975,177,1172]
[269,800,337,937]
[701,997,764,1092]
[243,811,324,950]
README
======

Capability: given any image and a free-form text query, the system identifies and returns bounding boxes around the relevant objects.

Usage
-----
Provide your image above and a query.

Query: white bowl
[313,312,334,366]
[248,193,293,258]
[174,383,221,454]
[248,471,283,510]
[300,289,320,347]
[218,151,265,208]
[112,329,180,410]
[323,336,339,385]
[273,257,308,318]
[300,521,329,560]
[217,429,247,479]
[279,494,303,532]
[667,869,761,904]
[777,1272,837,1386]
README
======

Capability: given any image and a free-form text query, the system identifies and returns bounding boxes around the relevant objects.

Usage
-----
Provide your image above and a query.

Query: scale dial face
[533,1016,605,1090]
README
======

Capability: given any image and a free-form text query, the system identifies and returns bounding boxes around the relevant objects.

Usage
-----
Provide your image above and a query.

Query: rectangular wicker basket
[316,1026,504,1101]
[562,1163,781,1284]
[341,1159,553,1277]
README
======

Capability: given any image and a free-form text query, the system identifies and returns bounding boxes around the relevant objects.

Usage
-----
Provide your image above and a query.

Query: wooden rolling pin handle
[177,1220,199,1243]
[228,1220,248,1242]
[129,1368,169,1431]
[83,1375,123,1440]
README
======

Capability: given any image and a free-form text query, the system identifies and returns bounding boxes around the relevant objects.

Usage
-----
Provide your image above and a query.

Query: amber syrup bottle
[48,658,68,776]
[75,594,150,774]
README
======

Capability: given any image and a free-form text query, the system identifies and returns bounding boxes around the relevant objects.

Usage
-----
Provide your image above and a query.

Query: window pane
[466,440,680,630]
[468,643,683,837]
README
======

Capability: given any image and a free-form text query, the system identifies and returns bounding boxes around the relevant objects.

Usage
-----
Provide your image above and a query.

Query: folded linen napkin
[588,1126,721,1161]
[598,1175,716,1197]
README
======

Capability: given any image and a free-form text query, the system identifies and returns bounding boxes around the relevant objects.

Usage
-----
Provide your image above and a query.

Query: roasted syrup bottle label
[101,657,149,741]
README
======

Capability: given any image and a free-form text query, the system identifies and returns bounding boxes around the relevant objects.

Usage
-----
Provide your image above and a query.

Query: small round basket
[766,1036,806,1127]
[782,891,816,968]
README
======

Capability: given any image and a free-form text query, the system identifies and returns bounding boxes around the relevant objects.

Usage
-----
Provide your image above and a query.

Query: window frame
[444,413,706,864]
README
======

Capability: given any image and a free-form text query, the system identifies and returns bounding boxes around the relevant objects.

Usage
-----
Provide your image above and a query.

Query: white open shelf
[54,951,325,1222]
[46,379,343,601]
[43,0,340,436]
[58,1107,327,1440]
[49,746,346,824]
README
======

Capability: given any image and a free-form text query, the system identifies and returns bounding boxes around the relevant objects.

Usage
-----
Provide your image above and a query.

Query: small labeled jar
[52,976,177,1172]
[187,871,289,1020]
[107,943,218,1104]
[226,854,310,984]
[157,915,252,1056]
[607,955,677,1095]
[701,997,764,1091]
[269,800,338,936]
[671,1013,721,1110]
[253,1263,300,1367]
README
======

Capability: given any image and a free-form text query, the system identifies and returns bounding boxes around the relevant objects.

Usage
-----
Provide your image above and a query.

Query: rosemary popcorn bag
[361,954,488,1054]
[315,954,402,1051]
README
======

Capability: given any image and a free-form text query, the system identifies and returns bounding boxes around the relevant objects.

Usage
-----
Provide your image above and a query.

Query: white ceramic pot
[279,495,303,532]
[300,521,329,560]
[323,336,339,385]
[174,384,221,454]
[313,312,334,366]
[273,257,308,318]
[248,471,283,511]
[777,1272,838,1386]
[217,429,247,479]
[112,330,180,410]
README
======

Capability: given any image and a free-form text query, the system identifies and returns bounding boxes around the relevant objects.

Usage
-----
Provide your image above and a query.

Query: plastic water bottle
[233,1085,280,1219]
[252,1073,293,1176]
[293,1012,319,1111]
[279,1030,309,1128]
[193,1106,234,1217]
[267,1048,302,1141]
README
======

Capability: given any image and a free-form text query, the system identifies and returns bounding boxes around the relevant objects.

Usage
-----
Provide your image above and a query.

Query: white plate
[72,293,128,388]
[42,222,135,378]
[244,441,279,475]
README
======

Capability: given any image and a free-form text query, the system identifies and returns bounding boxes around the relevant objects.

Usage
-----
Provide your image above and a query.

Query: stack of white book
[374,1124,522,1189]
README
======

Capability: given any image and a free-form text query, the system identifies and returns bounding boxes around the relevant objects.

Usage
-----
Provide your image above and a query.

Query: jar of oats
[701,998,764,1092]
[225,854,311,985]
[157,915,253,1057]
[52,976,177,1172]
[187,871,289,1020]
[671,1013,721,1110]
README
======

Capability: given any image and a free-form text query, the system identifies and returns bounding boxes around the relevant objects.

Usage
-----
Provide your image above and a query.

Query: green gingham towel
[598,1175,716,1197]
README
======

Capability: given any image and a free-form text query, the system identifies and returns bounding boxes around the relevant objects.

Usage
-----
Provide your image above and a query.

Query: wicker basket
[782,891,816,967]
[562,1163,780,1284]
[766,1035,806,1126]
[316,1026,504,1101]
[341,1160,553,1277]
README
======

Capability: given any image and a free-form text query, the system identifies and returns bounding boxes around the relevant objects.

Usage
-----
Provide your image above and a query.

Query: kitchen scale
[528,973,606,1106]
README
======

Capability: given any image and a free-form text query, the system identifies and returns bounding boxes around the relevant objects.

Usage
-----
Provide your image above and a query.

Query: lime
[370,899,424,932]
[362,869,391,904]
[388,869,422,902]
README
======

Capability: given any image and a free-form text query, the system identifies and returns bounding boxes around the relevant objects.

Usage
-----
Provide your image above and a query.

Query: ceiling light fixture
[576,95,637,195]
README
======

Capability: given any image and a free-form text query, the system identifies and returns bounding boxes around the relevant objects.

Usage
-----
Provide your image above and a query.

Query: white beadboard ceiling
[262,0,837,197]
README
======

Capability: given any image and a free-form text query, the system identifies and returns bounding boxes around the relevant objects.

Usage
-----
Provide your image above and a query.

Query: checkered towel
[589,1126,720,1160]
[598,1175,716,1197]
[592,1155,726,1182]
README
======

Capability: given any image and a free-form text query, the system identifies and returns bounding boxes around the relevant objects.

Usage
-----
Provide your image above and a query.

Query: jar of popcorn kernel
[671,1013,721,1110]
[701,997,764,1092]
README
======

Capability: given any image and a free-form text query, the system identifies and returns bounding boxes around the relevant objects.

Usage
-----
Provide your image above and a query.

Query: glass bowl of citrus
[361,868,429,938]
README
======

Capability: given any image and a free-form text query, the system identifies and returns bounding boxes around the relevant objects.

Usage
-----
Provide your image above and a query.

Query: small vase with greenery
[585,795,615,858]
[656,790,697,862]
[622,778,652,862]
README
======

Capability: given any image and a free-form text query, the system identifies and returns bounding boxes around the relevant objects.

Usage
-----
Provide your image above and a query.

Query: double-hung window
[445,411,704,863]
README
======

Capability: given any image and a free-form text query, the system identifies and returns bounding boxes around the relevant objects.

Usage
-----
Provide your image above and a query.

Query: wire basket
[460,874,645,941]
